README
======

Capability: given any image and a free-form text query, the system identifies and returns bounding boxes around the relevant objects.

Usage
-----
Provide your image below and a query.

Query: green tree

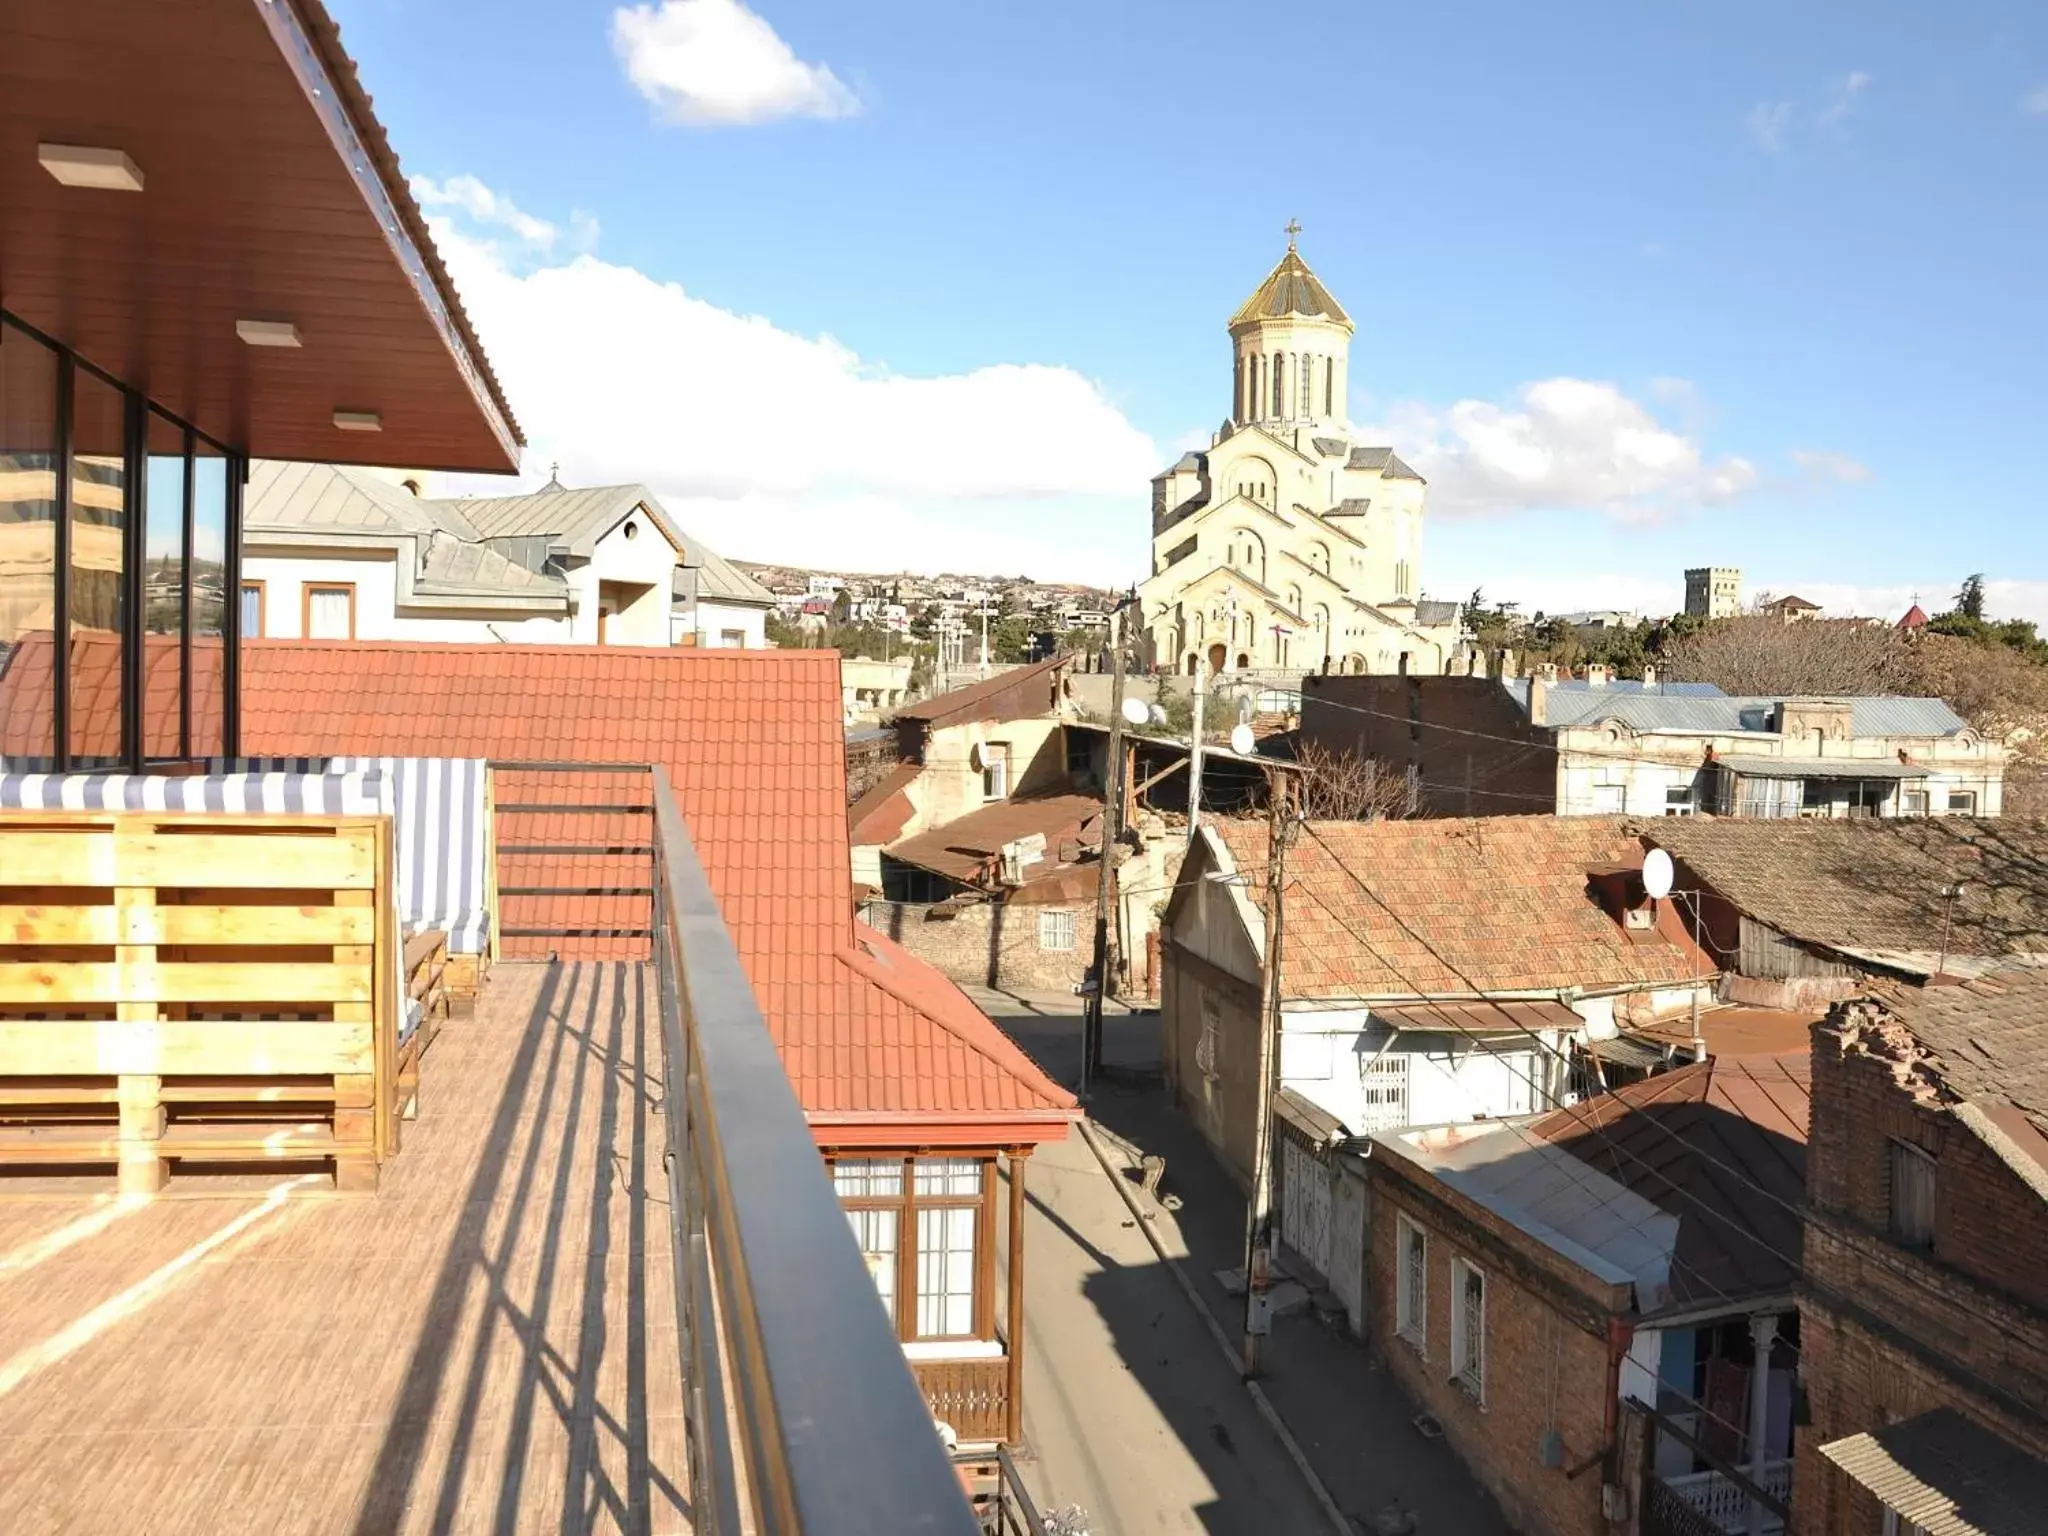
[990,614,1035,664]
[1955,574,1987,621]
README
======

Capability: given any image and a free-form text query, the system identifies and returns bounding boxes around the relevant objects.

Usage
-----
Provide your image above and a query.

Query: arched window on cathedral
[1311,540,1330,575]
[1271,354,1284,417]
[1285,584,1302,616]
[1299,354,1313,418]
[1324,357,1334,417]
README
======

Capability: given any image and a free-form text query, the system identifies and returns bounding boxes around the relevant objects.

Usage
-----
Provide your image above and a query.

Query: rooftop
[1503,679,1970,737]
[885,792,1103,886]
[891,655,1070,731]
[1874,972,2048,1154]
[242,639,1075,1138]
[1228,246,1353,330]
[1532,1051,1811,1310]
[1640,817,2048,967]
[1204,815,1705,1000]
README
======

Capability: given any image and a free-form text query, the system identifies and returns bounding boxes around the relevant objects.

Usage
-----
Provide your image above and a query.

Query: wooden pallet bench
[0,810,401,1193]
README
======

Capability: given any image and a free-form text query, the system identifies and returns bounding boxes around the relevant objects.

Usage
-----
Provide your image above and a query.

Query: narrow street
[974,986,1512,1536]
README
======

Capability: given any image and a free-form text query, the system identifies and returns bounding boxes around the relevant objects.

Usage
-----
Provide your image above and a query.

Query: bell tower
[1228,221,1354,433]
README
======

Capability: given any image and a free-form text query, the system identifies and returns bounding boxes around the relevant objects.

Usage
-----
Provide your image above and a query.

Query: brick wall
[1300,675,1558,818]
[1368,1158,1628,1536]
[859,897,1087,992]
[1793,1017,2048,1536]
[845,732,902,804]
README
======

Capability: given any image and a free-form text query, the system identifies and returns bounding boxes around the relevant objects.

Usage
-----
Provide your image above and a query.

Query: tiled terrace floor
[0,962,689,1535]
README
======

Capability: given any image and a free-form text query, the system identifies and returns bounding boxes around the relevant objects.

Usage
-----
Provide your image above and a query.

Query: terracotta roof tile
[1210,815,1702,999]
[243,639,1073,1136]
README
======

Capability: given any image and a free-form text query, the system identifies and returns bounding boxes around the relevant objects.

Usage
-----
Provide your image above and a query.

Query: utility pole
[1083,604,1129,1096]
[1241,763,1294,1377]
[1188,664,1208,841]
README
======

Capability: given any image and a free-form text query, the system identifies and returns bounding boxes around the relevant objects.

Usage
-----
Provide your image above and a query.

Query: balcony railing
[1659,1458,1792,1535]
[650,766,983,1534]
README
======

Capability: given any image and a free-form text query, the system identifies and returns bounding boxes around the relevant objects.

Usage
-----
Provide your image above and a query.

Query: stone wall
[858,897,1088,992]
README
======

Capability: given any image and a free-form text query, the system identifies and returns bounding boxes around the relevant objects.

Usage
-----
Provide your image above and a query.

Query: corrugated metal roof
[1817,1409,2048,1535]
[418,533,560,592]
[454,484,655,554]
[1716,754,1927,780]
[673,536,776,605]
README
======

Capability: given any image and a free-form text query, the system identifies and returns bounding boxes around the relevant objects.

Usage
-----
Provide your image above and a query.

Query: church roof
[1230,247,1353,330]
[1345,445,1425,481]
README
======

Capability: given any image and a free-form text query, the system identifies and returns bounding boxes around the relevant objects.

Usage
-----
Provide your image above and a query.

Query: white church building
[1140,233,1459,677]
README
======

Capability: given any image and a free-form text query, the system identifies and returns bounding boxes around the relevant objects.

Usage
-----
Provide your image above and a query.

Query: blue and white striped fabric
[0,770,387,815]
[235,756,491,955]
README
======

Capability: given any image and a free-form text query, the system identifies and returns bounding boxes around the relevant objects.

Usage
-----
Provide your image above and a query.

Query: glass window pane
[190,443,228,762]
[914,1157,982,1198]
[832,1158,903,1198]
[306,585,353,639]
[0,318,59,769]
[916,1206,976,1338]
[69,368,126,767]
[143,412,186,760]
[845,1207,897,1323]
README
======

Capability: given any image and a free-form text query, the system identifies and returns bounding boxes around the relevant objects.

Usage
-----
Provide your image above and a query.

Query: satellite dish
[1149,702,1169,726]
[1229,723,1256,756]
[1238,695,1255,726]
[1642,847,1675,900]
[1121,696,1150,728]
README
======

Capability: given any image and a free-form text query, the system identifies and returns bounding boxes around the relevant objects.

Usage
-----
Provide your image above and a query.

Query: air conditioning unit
[999,852,1025,886]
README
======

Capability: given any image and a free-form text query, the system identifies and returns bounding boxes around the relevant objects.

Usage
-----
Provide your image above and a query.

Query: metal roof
[246,461,483,540]
[452,483,677,558]
[1715,754,1927,781]
[1503,679,1969,738]
[671,540,777,606]
[1818,1409,2048,1535]
[1228,247,1353,329]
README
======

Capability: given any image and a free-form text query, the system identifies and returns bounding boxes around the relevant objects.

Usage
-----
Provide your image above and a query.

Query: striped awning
[1817,1409,2048,1535]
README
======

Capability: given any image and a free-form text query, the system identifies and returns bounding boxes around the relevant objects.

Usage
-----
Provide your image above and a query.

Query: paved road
[1006,1125,1335,1535]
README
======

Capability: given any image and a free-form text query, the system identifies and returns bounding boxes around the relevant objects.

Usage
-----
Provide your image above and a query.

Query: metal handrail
[649,767,982,1534]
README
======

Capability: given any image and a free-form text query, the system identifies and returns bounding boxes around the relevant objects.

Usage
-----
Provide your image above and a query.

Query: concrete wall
[1793,1013,2048,1536]
[917,716,1070,831]
[1277,1013,1556,1133]
[680,600,768,648]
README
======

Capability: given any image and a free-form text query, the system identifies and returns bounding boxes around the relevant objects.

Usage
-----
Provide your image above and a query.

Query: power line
[1284,820,2047,1428]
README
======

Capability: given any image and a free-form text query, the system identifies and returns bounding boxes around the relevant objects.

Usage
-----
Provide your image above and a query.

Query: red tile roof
[1531,1051,1810,1308]
[1205,815,1704,1000]
[243,639,1074,1142]
[1,629,225,762]
[848,760,920,846]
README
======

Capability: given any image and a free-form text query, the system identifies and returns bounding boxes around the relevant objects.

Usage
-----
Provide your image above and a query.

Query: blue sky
[336,0,2048,621]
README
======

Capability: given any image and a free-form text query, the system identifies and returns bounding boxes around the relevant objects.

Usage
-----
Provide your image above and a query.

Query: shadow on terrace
[0,766,984,1535]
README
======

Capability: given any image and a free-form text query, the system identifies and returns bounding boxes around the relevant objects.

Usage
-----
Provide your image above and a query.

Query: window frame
[981,741,1010,801]
[1888,1138,1937,1250]
[1946,789,1977,816]
[830,1152,998,1346]
[1395,1213,1428,1352]
[1450,1256,1486,1405]
[302,581,357,640]
[1037,907,1076,952]
[240,580,267,641]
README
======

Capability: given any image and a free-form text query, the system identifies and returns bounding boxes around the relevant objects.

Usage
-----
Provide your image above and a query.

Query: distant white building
[241,463,774,648]
[1684,567,1742,620]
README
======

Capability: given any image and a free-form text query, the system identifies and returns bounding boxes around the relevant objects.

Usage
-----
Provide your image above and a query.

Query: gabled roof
[1766,594,1821,610]
[246,461,484,541]
[673,537,777,606]
[1346,445,1425,481]
[1229,247,1352,329]
[1639,818,2048,964]
[1532,1052,1810,1310]
[455,483,679,559]
[849,760,921,846]
[1203,815,1705,1000]
[885,792,1103,884]
[1899,604,1931,630]
[241,640,1075,1141]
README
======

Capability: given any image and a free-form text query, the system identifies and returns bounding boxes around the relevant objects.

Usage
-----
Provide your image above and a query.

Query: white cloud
[1817,70,1873,129]
[411,174,566,248]
[611,0,858,126]
[2024,84,2048,115]
[1747,101,1794,152]
[423,182,1156,580]
[1790,448,1873,484]
[1355,378,1757,523]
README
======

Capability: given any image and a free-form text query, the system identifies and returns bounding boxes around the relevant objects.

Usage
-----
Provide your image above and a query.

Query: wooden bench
[0,810,400,1193]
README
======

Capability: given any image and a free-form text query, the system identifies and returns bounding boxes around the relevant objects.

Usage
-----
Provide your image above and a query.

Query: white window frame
[1356,1047,1411,1133]
[981,742,1010,800]
[1395,1214,1428,1352]
[1450,1256,1486,1404]
[1037,907,1076,953]
[1947,789,1978,816]
[1902,789,1930,816]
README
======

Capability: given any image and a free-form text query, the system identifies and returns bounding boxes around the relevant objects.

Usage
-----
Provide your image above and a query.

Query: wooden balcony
[914,1352,1011,1445]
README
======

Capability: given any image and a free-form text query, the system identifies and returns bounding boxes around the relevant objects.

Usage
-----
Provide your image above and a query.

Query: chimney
[1641,664,1657,688]
[1585,663,1612,687]
[1528,676,1548,726]
[1536,661,1559,685]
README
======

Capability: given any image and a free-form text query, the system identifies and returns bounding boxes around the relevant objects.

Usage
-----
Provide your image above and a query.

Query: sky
[333,0,2048,623]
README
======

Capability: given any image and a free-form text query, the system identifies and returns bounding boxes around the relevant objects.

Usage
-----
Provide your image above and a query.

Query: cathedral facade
[1139,237,1458,677]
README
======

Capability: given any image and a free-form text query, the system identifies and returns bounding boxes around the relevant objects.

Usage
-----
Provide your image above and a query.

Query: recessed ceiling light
[237,319,302,348]
[38,143,144,191]
[332,410,383,432]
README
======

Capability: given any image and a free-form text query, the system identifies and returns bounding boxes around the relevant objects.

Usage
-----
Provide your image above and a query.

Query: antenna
[1642,848,1675,900]
[1230,723,1256,756]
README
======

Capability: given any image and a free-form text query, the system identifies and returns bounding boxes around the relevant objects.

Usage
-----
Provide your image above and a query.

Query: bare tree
[1294,738,1415,821]
[1660,616,1914,697]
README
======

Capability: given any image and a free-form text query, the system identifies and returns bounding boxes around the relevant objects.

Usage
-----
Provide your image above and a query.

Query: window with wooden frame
[240,580,266,640]
[1888,1139,1937,1250]
[831,1153,997,1347]
[303,582,355,640]
[1396,1213,1428,1351]
[1450,1257,1486,1404]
